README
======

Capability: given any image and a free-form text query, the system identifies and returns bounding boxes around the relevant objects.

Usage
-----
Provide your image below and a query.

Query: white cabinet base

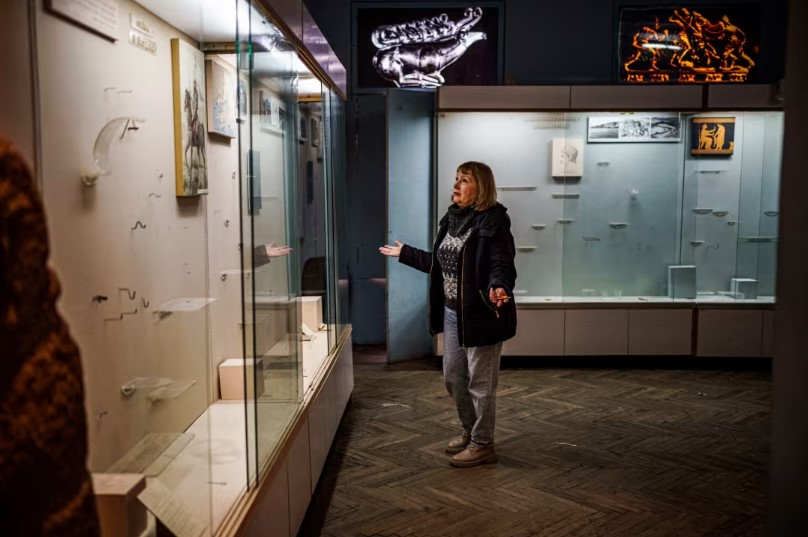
[502,310,564,355]
[697,309,764,357]
[629,309,692,355]
[565,309,629,355]
[762,310,775,357]
[434,307,770,358]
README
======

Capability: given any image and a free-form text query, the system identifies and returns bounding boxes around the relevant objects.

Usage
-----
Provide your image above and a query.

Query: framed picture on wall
[258,90,271,129]
[353,2,504,90]
[311,117,320,147]
[690,117,736,156]
[171,38,208,196]
[551,138,584,177]
[237,75,248,121]
[205,58,237,138]
[588,113,682,143]
[257,90,285,134]
[298,116,308,143]
[617,5,761,84]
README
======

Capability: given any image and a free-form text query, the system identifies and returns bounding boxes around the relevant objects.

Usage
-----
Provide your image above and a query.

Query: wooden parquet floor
[299,352,770,537]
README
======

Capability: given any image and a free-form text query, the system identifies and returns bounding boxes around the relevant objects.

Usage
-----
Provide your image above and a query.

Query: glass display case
[29,0,350,534]
[437,110,783,304]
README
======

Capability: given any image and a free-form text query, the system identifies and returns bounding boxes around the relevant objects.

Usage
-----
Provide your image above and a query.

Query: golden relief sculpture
[622,8,756,83]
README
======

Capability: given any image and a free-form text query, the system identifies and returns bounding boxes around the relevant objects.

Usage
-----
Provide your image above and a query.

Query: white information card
[47,0,119,41]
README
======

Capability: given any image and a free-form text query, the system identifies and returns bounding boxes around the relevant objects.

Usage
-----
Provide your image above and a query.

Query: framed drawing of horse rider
[172,38,208,196]
[353,2,503,90]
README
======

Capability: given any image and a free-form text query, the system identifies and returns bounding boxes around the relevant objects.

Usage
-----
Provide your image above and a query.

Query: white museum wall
[0,1,36,169]
[34,0,244,470]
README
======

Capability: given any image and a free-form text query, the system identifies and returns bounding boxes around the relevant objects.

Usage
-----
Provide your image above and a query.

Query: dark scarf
[446,204,476,236]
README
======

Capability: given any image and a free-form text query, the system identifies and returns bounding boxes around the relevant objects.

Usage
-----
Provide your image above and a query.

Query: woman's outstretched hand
[379,240,403,257]
[265,243,293,257]
[489,287,510,308]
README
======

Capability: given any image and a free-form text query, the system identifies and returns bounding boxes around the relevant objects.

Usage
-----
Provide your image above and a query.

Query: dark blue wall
[305,0,789,349]
[305,0,788,87]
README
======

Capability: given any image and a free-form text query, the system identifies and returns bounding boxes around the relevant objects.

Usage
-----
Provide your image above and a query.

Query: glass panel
[321,85,339,353]
[436,112,566,303]
[756,112,783,299]
[684,111,745,302]
[244,4,304,482]
[735,111,783,302]
[563,113,683,302]
[436,110,783,305]
[330,91,350,335]
[236,0,258,491]
[297,68,334,367]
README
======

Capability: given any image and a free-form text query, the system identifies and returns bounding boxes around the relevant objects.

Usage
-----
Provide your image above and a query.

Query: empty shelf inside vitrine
[552,193,580,199]
[107,432,195,476]
[497,185,537,191]
[556,218,574,224]
[608,222,628,229]
[516,245,537,251]
[739,236,778,243]
[154,297,215,314]
[531,224,546,230]
[692,208,713,215]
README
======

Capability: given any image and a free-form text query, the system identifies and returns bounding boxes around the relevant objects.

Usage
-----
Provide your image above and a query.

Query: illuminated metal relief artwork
[621,8,757,83]
[371,7,487,88]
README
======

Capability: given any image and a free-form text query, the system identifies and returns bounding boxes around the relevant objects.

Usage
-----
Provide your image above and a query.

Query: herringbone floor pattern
[299,351,770,537]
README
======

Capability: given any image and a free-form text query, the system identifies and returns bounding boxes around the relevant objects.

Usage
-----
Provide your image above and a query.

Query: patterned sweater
[0,135,100,535]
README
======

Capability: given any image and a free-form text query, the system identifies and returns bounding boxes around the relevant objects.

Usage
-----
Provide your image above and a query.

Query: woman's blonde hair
[457,161,497,211]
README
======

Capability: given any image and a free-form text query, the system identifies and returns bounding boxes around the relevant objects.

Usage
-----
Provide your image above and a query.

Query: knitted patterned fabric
[437,205,476,310]
[0,135,100,536]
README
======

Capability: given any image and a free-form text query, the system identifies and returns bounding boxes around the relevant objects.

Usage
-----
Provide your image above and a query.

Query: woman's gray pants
[442,306,503,448]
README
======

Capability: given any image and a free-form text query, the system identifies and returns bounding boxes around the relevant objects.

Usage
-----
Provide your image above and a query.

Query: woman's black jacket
[398,203,517,348]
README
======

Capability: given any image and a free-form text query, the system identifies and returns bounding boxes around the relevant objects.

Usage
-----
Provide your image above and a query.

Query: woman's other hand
[379,240,403,257]
[489,287,510,308]
[265,243,293,257]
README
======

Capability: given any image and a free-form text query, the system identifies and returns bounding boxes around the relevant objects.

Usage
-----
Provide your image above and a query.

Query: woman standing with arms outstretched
[379,161,517,468]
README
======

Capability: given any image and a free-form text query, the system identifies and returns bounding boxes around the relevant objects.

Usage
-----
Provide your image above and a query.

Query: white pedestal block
[730,278,758,299]
[668,265,696,299]
[93,473,148,537]
[299,296,323,330]
[219,358,265,400]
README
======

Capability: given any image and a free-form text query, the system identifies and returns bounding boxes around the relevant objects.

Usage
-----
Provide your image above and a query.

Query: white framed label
[129,29,157,55]
[47,0,119,41]
[130,13,155,36]
[138,479,207,537]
